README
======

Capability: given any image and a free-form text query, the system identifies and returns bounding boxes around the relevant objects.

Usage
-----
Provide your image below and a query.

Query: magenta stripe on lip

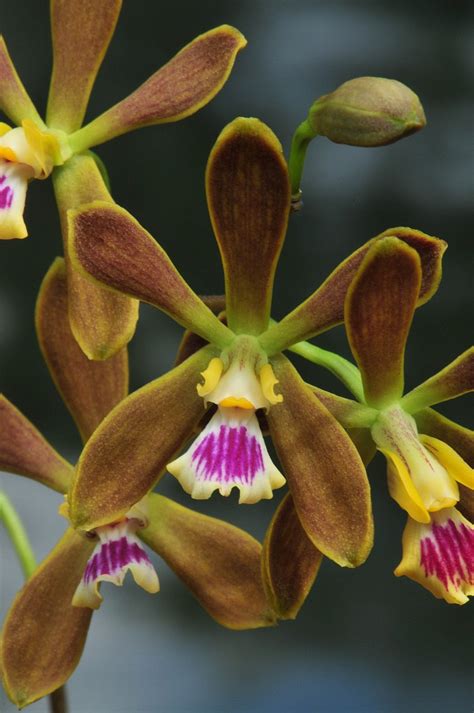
[420,519,474,589]
[192,424,264,484]
[83,535,152,583]
[0,181,13,209]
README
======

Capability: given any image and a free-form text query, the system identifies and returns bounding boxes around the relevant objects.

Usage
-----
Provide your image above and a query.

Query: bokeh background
[1,1,473,711]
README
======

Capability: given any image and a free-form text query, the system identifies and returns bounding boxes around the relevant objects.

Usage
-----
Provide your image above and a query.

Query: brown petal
[70,345,218,530]
[47,0,122,132]
[267,355,373,567]
[141,494,275,629]
[0,529,94,708]
[0,396,72,493]
[206,117,290,334]
[174,295,226,366]
[345,237,421,408]
[262,493,323,619]
[69,200,234,348]
[259,227,446,355]
[68,26,246,150]
[0,37,43,126]
[35,257,128,443]
[53,154,139,360]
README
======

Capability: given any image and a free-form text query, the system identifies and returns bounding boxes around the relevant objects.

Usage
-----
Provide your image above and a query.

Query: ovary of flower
[371,405,473,523]
[0,120,69,239]
[167,356,285,503]
[73,517,159,610]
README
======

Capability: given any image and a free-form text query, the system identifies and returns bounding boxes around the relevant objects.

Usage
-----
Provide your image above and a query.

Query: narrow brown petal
[345,237,421,408]
[262,493,322,619]
[47,0,122,132]
[141,494,275,629]
[69,200,234,348]
[206,117,290,334]
[259,227,446,355]
[401,347,474,413]
[0,37,43,126]
[268,355,373,567]
[70,345,218,530]
[69,26,246,149]
[53,154,139,360]
[415,407,474,520]
[36,257,128,443]
[1,529,94,708]
[0,396,72,493]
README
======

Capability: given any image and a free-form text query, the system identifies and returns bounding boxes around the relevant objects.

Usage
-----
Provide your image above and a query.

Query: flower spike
[206,117,290,334]
[47,0,122,132]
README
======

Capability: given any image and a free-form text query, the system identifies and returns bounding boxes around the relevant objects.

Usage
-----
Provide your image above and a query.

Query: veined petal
[0,395,73,493]
[345,237,421,408]
[259,227,445,355]
[394,508,474,604]
[47,0,122,132]
[0,160,30,239]
[262,493,323,620]
[401,347,474,413]
[68,26,246,151]
[167,406,285,504]
[53,155,139,360]
[206,117,290,334]
[70,345,217,530]
[69,200,234,350]
[267,354,373,567]
[36,258,128,443]
[73,520,159,609]
[0,529,95,708]
[0,36,43,126]
[140,494,275,629]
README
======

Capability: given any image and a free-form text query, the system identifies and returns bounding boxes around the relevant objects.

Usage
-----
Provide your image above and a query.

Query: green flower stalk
[65,117,445,575]
[0,0,246,359]
[0,258,275,709]
[283,238,473,607]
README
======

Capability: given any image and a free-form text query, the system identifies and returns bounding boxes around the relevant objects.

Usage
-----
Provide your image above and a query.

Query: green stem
[288,339,365,402]
[288,119,316,199]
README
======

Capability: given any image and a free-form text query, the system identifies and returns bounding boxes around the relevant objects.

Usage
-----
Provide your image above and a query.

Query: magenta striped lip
[0,177,13,209]
[192,423,264,484]
[83,535,152,583]
[420,518,474,590]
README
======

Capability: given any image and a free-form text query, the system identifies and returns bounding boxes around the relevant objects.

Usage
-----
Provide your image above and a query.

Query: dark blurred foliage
[0,1,473,712]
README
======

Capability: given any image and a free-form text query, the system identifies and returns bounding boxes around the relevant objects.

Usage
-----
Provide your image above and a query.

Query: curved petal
[70,345,218,530]
[262,493,323,620]
[0,37,43,126]
[259,227,446,355]
[0,529,95,708]
[68,26,246,150]
[420,435,474,490]
[0,395,72,493]
[345,237,421,408]
[36,257,128,443]
[140,494,275,630]
[47,0,122,132]
[69,200,234,349]
[206,117,290,334]
[53,154,139,360]
[401,347,474,413]
[267,355,373,567]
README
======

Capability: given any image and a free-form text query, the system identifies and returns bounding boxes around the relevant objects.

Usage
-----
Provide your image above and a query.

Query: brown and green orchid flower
[66,116,445,571]
[299,237,473,605]
[0,0,246,359]
[0,258,274,709]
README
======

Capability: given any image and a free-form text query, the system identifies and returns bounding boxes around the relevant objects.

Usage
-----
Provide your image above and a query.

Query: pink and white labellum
[0,162,31,238]
[395,507,474,604]
[73,519,159,609]
[167,356,285,503]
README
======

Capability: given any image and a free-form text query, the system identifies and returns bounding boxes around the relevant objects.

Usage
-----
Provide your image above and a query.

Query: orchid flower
[0,258,275,709]
[278,237,472,607]
[0,0,246,359]
[65,117,445,575]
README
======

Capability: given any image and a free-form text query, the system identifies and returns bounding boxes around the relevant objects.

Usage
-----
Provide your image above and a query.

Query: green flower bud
[308,76,426,147]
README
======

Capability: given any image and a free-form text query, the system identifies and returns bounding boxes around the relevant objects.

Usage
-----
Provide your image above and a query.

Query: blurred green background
[1,1,473,711]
